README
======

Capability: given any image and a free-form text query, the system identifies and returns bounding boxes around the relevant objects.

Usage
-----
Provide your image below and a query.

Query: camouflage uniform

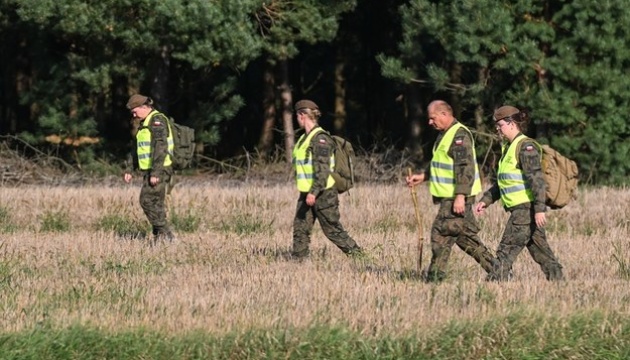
[480,135,564,281]
[129,111,175,242]
[425,122,498,282]
[292,128,362,259]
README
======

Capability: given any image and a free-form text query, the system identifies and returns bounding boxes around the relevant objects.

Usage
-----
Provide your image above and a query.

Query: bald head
[427,100,453,115]
[427,100,455,131]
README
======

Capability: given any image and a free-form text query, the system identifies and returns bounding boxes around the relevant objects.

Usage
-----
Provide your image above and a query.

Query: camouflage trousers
[292,189,361,258]
[427,199,497,282]
[489,204,564,281]
[139,170,174,237]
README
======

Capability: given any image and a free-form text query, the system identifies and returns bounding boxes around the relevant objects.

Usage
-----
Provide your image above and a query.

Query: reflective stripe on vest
[292,127,335,192]
[136,110,174,170]
[497,134,540,207]
[429,122,482,198]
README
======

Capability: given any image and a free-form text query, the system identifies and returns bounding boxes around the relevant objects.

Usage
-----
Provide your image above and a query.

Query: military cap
[126,94,149,109]
[294,99,319,111]
[493,105,520,122]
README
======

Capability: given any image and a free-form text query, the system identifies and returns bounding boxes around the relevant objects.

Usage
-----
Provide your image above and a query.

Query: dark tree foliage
[378,0,630,184]
[1,0,262,166]
[1,0,629,183]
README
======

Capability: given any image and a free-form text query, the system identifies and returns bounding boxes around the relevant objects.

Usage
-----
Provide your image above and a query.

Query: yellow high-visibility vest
[429,122,482,198]
[497,134,541,208]
[136,110,174,170]
[292,127,335,192]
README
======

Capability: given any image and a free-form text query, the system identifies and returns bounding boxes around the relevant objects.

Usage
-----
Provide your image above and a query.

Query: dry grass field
[1,179,629,348]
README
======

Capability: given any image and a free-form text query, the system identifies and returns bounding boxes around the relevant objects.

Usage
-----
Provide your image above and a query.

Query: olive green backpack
[329,135,356,194]
[307,131,356,193]
[167,117,196,170]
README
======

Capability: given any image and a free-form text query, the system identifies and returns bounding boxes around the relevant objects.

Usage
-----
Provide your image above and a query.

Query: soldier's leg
[528,227,564,280]
[292,194,316,258]
[165,174,175,221]
[139,174,170,243]
[492,208,531,281]
[316,189,361,255]
[426,202,458,282]
[455,206,498,275]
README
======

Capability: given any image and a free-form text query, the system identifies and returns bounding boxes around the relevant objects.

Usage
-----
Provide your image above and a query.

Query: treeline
[1,0,629,184]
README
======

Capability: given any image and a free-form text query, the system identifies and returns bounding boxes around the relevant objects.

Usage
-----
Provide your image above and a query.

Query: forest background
[1,0,629,184]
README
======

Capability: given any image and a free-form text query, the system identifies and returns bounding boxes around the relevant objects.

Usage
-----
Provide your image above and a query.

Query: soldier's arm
[479,182,500,206]
[149,113,170,178]
[124,146,138,173]
[422,167,431,182]
[309,132,335,197]
[519,140,547,213]
[448,128,476,196]
[126,118,140,173]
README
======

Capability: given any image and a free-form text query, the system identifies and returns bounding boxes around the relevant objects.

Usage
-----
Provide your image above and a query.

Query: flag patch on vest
[153,121,162,126]
[525,145,534,151]
[318,138,327,144]
[454,137,464,145]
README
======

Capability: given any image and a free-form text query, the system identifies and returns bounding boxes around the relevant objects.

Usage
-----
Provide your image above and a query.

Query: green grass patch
[217,213,275,236]
[0,206,18,233]
[0,242,20,294]
[39,210,71,233]
[364,214,401,234]
[171,209,201,233]
[94,213,149,239]
[612,241,630,280]
[102,259,167,276]
[1,311,628,359]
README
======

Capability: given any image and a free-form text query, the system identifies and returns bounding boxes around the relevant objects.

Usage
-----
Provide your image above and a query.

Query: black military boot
[425,269,446,283]
[150,226,175,246]
[156,226,175,244]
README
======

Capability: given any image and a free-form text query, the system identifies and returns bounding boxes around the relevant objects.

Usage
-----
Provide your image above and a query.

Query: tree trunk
[474,66,488,131]
[449,62,463,117]
[406,83,424,165]
[333,47,347,135]
[257,61,276,156]
[151,45,171,112]
[278,59,295,163]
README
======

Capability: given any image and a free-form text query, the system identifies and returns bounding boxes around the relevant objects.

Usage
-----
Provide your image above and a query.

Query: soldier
[474,105,564,281]
[406,100,497,282]
[291,99,362,259]
[123,94,175,244]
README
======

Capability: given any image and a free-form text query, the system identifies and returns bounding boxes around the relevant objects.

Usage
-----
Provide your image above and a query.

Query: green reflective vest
[497,134,541,208]
[429,122,482,198]
[292,127,335,192]
[136,110,174,170]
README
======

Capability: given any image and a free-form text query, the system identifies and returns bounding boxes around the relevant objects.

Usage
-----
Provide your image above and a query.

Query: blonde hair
[299,108,321,122]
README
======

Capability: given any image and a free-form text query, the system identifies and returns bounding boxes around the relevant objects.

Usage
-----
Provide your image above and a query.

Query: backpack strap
[305,127,334,158]
[514,135,541,167]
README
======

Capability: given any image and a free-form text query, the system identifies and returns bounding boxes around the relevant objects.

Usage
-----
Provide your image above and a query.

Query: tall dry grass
[1,180,629,338]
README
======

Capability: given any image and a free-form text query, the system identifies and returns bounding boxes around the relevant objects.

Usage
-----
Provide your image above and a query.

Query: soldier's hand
[406,173,425,187]
[474,202,487,215]
[535,212,546,228]
[453,194,465,214]
[150,176,160,186]
[123,173,133,183]
[306,193,316,207]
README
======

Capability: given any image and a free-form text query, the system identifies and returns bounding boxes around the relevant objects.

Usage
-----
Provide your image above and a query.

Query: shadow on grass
[360,264,426,282]
[247,246,428,282]
[115,230,148,241]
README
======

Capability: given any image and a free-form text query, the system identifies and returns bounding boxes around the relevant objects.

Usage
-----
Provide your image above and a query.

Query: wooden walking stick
[407,168,424,274]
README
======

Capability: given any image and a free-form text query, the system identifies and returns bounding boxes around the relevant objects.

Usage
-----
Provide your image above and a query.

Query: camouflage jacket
[307,126,335,197]
[423,120,478,200]
[126,111,172,178]
[480,133,547,213]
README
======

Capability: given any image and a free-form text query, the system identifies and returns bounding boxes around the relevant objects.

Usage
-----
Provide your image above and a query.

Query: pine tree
[379,0,630,183]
